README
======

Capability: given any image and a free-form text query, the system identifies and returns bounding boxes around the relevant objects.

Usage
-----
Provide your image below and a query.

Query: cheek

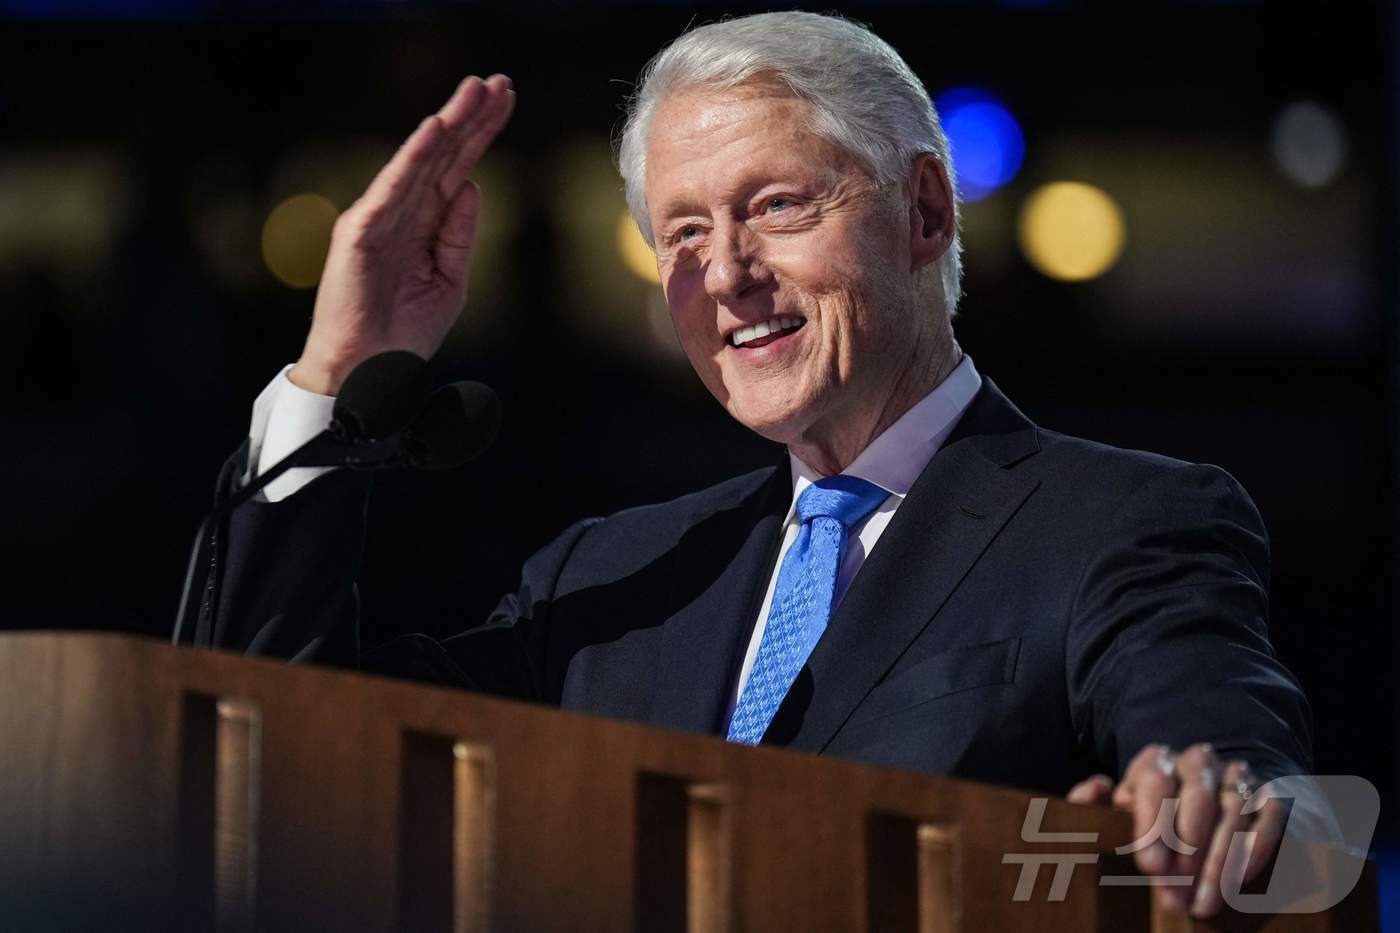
[782,256,872,340]
[815,230,905,314]
[772,230,870,298]
[663,283,722,370]
[663,269,708,327]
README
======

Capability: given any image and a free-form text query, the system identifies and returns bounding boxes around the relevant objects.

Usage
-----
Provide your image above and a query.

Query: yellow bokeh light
[616,209,660,284]
[1017,181,1126,282]
[261,193,338,289]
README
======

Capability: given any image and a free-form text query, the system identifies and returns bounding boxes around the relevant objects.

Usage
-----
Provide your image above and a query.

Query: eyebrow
[652,166,820,226]
[651,192,708,226]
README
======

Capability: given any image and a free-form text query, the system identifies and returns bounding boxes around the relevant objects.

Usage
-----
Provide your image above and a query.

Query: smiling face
[644,82,941,457]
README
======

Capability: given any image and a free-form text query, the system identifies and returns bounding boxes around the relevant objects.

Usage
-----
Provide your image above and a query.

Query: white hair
[616,10,963,313]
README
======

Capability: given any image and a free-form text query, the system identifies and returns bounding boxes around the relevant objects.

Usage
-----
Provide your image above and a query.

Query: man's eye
[676,225,700,241]
[766,197,793,212]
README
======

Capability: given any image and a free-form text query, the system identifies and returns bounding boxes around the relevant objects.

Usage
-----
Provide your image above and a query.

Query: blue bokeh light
[935,87,1026,202]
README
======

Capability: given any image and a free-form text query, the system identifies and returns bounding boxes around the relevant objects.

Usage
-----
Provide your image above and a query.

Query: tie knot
[796,475,887,529]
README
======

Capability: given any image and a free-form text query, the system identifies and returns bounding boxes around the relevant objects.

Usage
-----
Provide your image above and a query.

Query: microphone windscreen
[402,381,502,470]
[331,351,430,440]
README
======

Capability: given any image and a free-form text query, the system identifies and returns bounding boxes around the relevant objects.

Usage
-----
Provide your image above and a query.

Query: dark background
[1,0,1395,915]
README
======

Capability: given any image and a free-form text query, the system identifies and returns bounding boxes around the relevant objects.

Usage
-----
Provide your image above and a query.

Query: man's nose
[703,224,768,303]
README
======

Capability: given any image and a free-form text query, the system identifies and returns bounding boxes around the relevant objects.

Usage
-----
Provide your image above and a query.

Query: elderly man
[203,12,1312,919]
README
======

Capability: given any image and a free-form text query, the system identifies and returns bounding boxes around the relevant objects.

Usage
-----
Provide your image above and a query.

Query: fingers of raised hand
[338,75,513,247]
[437,75,489,130]
[435,75,515,201]
[353,113,449,229]
[389,75,512,251]
[439,74,513,144]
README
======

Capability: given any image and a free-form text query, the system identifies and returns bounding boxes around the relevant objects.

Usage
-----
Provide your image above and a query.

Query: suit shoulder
[1035,427,1186,473]
[1023,428,1264,543]
[1033,427,1249,496]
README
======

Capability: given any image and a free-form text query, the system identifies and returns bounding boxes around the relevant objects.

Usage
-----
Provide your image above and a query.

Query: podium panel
[0,634,1376,932]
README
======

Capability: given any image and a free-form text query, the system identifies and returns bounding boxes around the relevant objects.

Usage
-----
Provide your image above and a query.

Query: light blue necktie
[727,474,888,745]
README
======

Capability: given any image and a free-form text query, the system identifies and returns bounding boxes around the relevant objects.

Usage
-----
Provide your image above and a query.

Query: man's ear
[907,154,956,273]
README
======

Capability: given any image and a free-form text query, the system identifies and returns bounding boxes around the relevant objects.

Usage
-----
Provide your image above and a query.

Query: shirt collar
[787,353,983,512]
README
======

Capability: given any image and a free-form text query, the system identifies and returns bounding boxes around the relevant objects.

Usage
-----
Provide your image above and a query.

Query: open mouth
[727,316,806,350]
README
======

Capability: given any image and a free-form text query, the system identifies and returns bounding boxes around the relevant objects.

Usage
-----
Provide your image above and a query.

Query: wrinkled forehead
[646,79,816,154]
[643,82,866,206]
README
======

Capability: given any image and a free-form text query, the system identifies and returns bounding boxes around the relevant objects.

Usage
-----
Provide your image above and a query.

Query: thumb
[434,180,483,284]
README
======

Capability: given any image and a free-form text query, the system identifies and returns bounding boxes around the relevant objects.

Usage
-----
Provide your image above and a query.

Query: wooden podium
[0,634,1376,932]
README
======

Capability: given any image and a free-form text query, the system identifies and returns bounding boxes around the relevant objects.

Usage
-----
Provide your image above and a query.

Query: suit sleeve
[1065,463,1314,783]
[203,440,373,667]
[201,438,604,706]
[419,516,603,703]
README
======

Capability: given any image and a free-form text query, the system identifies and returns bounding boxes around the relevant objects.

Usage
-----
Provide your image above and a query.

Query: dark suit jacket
[200,379,1313,794]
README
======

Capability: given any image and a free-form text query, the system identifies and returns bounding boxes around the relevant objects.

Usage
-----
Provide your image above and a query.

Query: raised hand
[290,74,516,395]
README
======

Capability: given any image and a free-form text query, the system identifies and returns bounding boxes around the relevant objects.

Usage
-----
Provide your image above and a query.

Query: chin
[726,398,814,445]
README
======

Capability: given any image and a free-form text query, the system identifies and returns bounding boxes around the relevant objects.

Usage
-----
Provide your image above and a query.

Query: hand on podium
[1068,741,1289,920]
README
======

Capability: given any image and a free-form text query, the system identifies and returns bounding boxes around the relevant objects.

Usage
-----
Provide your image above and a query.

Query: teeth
[731,316,804,347]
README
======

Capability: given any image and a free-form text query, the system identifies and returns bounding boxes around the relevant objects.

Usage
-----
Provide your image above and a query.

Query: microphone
[234,350,433,480]
[170,354,501,647]
[400,381,502,470]
[331,350,431,442]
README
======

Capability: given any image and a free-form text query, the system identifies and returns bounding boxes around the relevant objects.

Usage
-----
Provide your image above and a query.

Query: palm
[296,75,516,394]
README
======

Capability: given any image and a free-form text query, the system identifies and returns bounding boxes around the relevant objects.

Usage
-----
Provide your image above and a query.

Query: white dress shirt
[728,354,983,712]
[247,364,338,501]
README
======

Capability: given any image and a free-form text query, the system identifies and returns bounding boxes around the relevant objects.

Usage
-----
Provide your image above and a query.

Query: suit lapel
[766,380,1043,753]
[647,461,790,734]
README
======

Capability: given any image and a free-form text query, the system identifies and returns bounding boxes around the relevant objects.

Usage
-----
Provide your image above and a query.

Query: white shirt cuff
[247,364,338,502]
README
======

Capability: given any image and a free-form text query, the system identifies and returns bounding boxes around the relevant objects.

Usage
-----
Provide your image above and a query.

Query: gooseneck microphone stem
[171,351,436,648]
[171,428,406,647]
[170,350,503,649]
